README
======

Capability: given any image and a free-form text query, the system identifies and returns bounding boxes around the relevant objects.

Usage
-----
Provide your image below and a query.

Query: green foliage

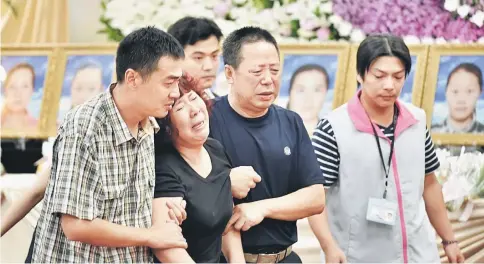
[98,0,124,42]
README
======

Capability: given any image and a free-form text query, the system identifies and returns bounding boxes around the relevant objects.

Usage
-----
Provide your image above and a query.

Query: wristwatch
[442,240,458,247]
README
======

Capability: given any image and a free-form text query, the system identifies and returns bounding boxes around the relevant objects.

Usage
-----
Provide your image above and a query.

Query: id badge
[366,197,398,226]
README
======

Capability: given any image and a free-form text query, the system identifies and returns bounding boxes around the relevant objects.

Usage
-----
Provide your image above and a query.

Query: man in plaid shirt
[32,27,188,263]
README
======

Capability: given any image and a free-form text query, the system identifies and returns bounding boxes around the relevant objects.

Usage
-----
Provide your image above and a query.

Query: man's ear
[224,65,235,85]
[356,73,364,85]
[124,69,141,90]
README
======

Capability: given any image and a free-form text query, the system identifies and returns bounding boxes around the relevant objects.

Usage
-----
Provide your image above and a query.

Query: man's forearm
[424,178,455,241]
[258,184,325,221]
[153,248,194,263]
[61,215,150,247]
[308,210,338,250]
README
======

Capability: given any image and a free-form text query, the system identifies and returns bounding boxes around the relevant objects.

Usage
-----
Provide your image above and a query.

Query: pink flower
[332,0,484,41]
[213,2,230,18]
[317,27,331,41]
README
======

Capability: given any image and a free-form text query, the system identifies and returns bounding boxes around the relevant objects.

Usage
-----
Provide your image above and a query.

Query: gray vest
[325,97,440,263]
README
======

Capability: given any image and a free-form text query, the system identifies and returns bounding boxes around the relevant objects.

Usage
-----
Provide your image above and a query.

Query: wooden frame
[422,44,484,145]
[278,43,351,113]
[1,45,58,139]
[46,43,118,137]
[344,44,430,106]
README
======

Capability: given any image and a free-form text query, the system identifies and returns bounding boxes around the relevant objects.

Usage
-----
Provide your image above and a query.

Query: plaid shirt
[32,86,159,263]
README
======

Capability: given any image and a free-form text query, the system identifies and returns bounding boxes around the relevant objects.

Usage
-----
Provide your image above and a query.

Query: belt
[244,246,292,263]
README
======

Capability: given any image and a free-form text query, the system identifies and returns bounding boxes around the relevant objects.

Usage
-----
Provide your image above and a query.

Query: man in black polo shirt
[209,26,326,263]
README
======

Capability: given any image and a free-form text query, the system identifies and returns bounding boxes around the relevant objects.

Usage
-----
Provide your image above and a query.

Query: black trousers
[219,251,302,263]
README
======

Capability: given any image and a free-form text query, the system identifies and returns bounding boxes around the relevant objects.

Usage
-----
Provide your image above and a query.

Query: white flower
[307,0,321,13]
[202,0,219,8]
[477,37,484,44]
[255,10,279,32]
[233,0,247,5]
[470,10,484,27]
[278,23,292,37]
[444,0,459,12]
[403,35,421,44]
[319,2,333,14]
[450,39,461,44]
[421,37,435,44]
[337,21,352,37]
[214,18,239,36]
[328,15,342,25]
[297,28,316,39]
[457,4,471,18]
[350,29,365,42]
[435,37,447,44]
[272,4,292,24]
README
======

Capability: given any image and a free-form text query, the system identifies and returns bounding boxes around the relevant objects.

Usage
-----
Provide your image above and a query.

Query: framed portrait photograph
[0,45,57,139]
[344,44,429,106]
[277,43,350,133]
[47,44,117,136]
[422,44,484,146]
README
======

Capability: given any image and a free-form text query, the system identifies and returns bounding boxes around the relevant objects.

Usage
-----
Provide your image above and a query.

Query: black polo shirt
[209,96,324,253]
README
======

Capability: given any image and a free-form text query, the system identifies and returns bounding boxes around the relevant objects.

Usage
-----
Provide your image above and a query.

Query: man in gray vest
[309,34,464,263]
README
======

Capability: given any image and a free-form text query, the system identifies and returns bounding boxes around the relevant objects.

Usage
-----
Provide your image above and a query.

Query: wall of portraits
[1,43,483,149]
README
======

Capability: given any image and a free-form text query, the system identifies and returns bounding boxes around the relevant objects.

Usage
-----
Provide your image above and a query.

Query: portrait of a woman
[1,63,38,131]
[287,64,330,134]
[432,62,484,134]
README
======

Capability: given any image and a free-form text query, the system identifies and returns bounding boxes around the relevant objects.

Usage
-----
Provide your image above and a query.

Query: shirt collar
[104,83,160,146]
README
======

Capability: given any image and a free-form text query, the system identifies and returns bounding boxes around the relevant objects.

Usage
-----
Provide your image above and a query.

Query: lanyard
[369,107,398,199]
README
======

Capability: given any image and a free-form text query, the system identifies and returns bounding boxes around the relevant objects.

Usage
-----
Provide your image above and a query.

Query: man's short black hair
[356,34,411,80]
[222,26,279,69]
[167,17,223,48]
[116,26,185,83]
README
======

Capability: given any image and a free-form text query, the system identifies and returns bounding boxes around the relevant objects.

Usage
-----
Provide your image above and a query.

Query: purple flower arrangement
[332,0,484,42]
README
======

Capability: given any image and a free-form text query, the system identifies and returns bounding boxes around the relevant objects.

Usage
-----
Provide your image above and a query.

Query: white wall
[68,0,109,43]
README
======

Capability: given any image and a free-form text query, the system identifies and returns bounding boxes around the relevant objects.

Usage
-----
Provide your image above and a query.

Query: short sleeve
[154,157,185,198]
[294,115,326,188]
[205,138,234,167]
[50,134,101,220]
[424,127,440,175]
[312,119,341,187]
